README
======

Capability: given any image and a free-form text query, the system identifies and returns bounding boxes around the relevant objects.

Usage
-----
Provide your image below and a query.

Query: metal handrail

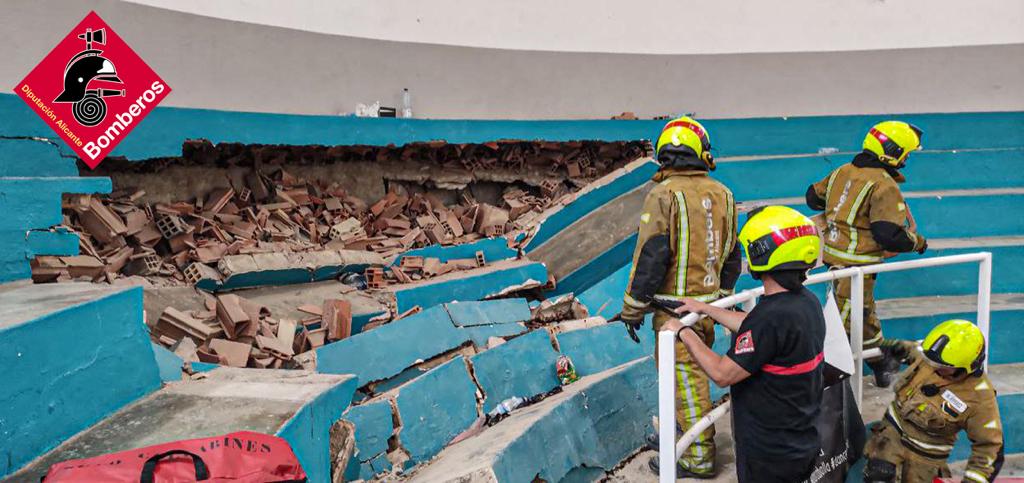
[657,251,993,482]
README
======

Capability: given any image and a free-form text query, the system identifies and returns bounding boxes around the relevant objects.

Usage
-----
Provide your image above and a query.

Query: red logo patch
[734,330,755,354]
[14,11,171,169]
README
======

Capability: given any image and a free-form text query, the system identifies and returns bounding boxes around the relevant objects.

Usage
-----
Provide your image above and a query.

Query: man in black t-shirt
[662,206,826,482]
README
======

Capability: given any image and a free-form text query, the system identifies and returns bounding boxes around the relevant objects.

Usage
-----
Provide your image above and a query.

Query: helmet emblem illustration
[52,28,125,126]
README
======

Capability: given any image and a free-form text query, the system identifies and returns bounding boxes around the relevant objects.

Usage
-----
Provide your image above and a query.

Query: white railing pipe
[659,252,994,480]
[977,252,992,372]
[850,269,865,404]
[676,400,731,461]
[657,330,676,483]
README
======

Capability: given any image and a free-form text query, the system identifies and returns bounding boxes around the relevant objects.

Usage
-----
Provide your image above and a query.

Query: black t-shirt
[727,286,826,460]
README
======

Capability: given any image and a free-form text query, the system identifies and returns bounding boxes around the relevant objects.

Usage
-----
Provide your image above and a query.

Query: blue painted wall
[0,286,160,478]
[150,343,184,382]
[556,322,654,377]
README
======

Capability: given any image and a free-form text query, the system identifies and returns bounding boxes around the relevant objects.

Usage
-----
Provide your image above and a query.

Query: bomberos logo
[14,11,171,168]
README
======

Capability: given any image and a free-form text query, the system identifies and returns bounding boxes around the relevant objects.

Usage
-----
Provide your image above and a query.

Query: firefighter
[806,120,928,387]
[619,116,741,478]
[665,205,826,483]
[864,319,1004,483]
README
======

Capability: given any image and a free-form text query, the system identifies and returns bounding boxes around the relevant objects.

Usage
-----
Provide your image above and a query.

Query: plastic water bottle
[402,88,413,118]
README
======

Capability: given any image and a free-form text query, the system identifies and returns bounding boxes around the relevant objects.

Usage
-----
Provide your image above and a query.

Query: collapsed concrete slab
[340,399,396,480]
[445,298,532,327]
[10,368,357,483]
[461,322,528,347]
[315,305,470,383]
[392,259,548,313]
[408,358,657,483]
[471,329,561,413]
[395,356,481,465]
[196,249,385,291]
[392,237,517,267]
[556,320,655,377]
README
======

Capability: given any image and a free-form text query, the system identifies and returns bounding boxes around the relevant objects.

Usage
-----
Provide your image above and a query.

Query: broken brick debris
[209,338,252,367]
[322,299,353,342]
[153,290,357,369]
[214,294,250,339]
[41,139,650,285]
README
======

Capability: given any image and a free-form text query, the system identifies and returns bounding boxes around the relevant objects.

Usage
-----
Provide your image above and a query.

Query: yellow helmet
[862,120,923,168]
[738,206,821,273]
[922,319,986,373]
[655,116,715,170]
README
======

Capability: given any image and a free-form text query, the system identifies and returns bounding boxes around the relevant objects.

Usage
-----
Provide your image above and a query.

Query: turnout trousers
[653,312,716,475]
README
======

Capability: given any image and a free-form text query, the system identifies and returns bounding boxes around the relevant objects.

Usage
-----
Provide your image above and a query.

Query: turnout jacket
[882,340,1004,482]
[807,154,926,266]
[621,169,741,321]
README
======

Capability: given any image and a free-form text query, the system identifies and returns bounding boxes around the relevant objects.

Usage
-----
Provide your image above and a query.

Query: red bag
[43,431,307,482]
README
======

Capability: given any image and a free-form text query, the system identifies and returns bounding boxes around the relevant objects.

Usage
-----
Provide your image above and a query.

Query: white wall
[3,0,1022,119]
[127,0,1024,54]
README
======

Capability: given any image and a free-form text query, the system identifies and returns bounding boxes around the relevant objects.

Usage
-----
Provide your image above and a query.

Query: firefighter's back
[654,172,736,298]
[819,163,901,266]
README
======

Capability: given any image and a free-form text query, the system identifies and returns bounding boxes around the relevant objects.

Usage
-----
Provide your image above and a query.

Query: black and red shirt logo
[14,11,171,168]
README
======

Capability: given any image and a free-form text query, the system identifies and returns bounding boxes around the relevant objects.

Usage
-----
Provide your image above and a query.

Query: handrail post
[657,330,677,483]
[850,269,865,407]
[977,252,993,372]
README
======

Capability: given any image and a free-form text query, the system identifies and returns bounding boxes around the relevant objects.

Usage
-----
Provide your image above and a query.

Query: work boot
[867,355,902,388]
[647,456,715,479]
[645,430,683,451]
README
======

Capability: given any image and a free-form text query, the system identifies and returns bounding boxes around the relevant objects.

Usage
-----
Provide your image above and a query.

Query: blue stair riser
[758,195,1024,240]
[716,148,1024,202]
[881,310,1024,365]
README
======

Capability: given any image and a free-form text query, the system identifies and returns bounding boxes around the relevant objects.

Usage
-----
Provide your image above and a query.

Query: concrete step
[874,293,1024,365]
[0,281,159,479]
[406,357,657,483]
[8,368,358,483]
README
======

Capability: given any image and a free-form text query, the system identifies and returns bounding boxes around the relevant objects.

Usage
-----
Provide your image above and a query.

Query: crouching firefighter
[864,320,1004,483]
[806,121,928,387]
[618,116,741,478]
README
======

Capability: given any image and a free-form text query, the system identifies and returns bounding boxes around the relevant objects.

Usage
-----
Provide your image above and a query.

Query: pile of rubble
[36,139,650,286]
[151,290,352,369]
